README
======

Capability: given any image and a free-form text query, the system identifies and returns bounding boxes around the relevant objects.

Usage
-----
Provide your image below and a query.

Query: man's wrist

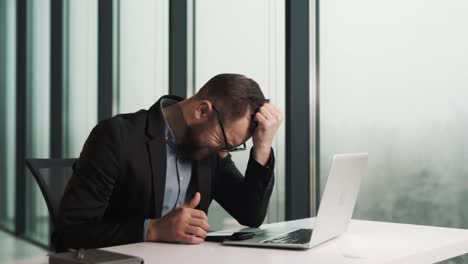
[253,144,271,166]
[146,219,160,241]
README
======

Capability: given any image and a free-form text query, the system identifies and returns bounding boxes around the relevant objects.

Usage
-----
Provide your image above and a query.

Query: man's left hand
[252,101,283,166]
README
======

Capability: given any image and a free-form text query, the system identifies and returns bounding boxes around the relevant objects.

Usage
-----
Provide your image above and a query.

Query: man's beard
[176,123,213,160]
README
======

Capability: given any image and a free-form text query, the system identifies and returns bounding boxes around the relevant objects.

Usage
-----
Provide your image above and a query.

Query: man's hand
[252,101,283,166]
[146,192,210,244]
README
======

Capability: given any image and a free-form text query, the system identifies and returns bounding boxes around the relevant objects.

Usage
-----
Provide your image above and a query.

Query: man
[53,73,283,251]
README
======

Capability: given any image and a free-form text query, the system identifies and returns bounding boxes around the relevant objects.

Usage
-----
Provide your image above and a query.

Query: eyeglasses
[212,106,247,152]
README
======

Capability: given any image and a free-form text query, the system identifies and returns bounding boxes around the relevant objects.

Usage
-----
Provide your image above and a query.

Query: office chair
[25,158,76,249]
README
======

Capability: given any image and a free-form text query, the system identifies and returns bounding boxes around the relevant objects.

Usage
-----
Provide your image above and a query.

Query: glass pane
[62,0,98,157]
[194,0,286,230]
[0,0,16,231]
[116,0,169,113]
[25,0,51,246]
[319,0,468,260]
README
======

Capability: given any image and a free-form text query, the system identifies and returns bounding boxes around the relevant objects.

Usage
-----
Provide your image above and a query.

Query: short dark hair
[195,73,266,121]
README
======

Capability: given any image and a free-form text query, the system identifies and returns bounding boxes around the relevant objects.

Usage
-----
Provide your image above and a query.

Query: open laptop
[223,153,368,249]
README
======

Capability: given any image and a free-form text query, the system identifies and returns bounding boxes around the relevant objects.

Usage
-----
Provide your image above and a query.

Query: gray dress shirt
[144,98,193,239]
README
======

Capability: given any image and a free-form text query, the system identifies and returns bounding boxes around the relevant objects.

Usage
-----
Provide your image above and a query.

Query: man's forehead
[225,116,253,145]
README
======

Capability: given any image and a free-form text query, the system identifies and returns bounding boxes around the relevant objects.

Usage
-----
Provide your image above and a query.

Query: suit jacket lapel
[195,158,212,212]
[146,97,173,218]
[147,136,166,218]
[146,95,183,218]
[146,95,208,217]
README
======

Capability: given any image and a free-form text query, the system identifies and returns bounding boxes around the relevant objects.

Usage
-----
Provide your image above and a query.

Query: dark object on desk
[206,230,262,242]
[205,234,228,242]
[49,249,144,264]
[230,231,257,240]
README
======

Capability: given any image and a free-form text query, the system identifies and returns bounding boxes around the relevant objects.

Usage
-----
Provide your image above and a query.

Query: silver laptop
[223,153,368,249]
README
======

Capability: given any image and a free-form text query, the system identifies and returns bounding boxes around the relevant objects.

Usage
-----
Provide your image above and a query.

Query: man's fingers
[189,217,210,231]
[258,109,278,129]
[190,209,209,222]
[269,104,283,121]
[261,101,283,120]
[188,192,201,208]
[262,103,282,121]
[182,192,201,209]
[185,226,208,239]
[255,112,268,124]
[181,233,204,244]
[259,106,275,120]
[263,102,277,112]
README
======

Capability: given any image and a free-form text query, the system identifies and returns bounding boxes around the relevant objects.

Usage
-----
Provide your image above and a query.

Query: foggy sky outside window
[319,0,468,253]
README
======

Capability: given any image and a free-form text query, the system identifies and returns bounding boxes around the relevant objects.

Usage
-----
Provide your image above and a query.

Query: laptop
[223,153,368,249]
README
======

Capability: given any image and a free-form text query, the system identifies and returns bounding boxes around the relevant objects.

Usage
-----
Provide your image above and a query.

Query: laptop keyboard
[262,229,313,244]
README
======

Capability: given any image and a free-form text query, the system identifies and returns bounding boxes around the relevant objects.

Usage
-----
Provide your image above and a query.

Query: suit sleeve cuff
[143,219,151,241]
[252,147,274,169]
[247,147,275,186]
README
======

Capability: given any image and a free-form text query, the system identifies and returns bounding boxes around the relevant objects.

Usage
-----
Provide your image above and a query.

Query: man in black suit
[53,73,283,251]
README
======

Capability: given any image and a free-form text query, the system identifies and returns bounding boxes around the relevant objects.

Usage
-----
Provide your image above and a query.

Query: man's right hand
[146,192,210,244]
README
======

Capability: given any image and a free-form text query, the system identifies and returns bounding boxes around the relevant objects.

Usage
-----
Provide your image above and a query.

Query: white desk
[3,218,468,264]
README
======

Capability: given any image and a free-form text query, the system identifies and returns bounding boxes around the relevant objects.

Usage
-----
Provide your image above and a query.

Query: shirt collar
[160,98,178,149]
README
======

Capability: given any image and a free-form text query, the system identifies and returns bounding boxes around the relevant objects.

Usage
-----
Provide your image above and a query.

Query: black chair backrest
[25,158,76,235]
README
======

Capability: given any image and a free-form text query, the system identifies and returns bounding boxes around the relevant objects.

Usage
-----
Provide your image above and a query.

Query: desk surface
[3,218,468,264]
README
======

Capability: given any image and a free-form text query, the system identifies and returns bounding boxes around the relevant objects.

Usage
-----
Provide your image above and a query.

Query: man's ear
[194,100,213,121]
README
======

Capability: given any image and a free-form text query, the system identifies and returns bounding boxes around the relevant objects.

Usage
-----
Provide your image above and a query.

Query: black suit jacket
[53,96,275,251]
